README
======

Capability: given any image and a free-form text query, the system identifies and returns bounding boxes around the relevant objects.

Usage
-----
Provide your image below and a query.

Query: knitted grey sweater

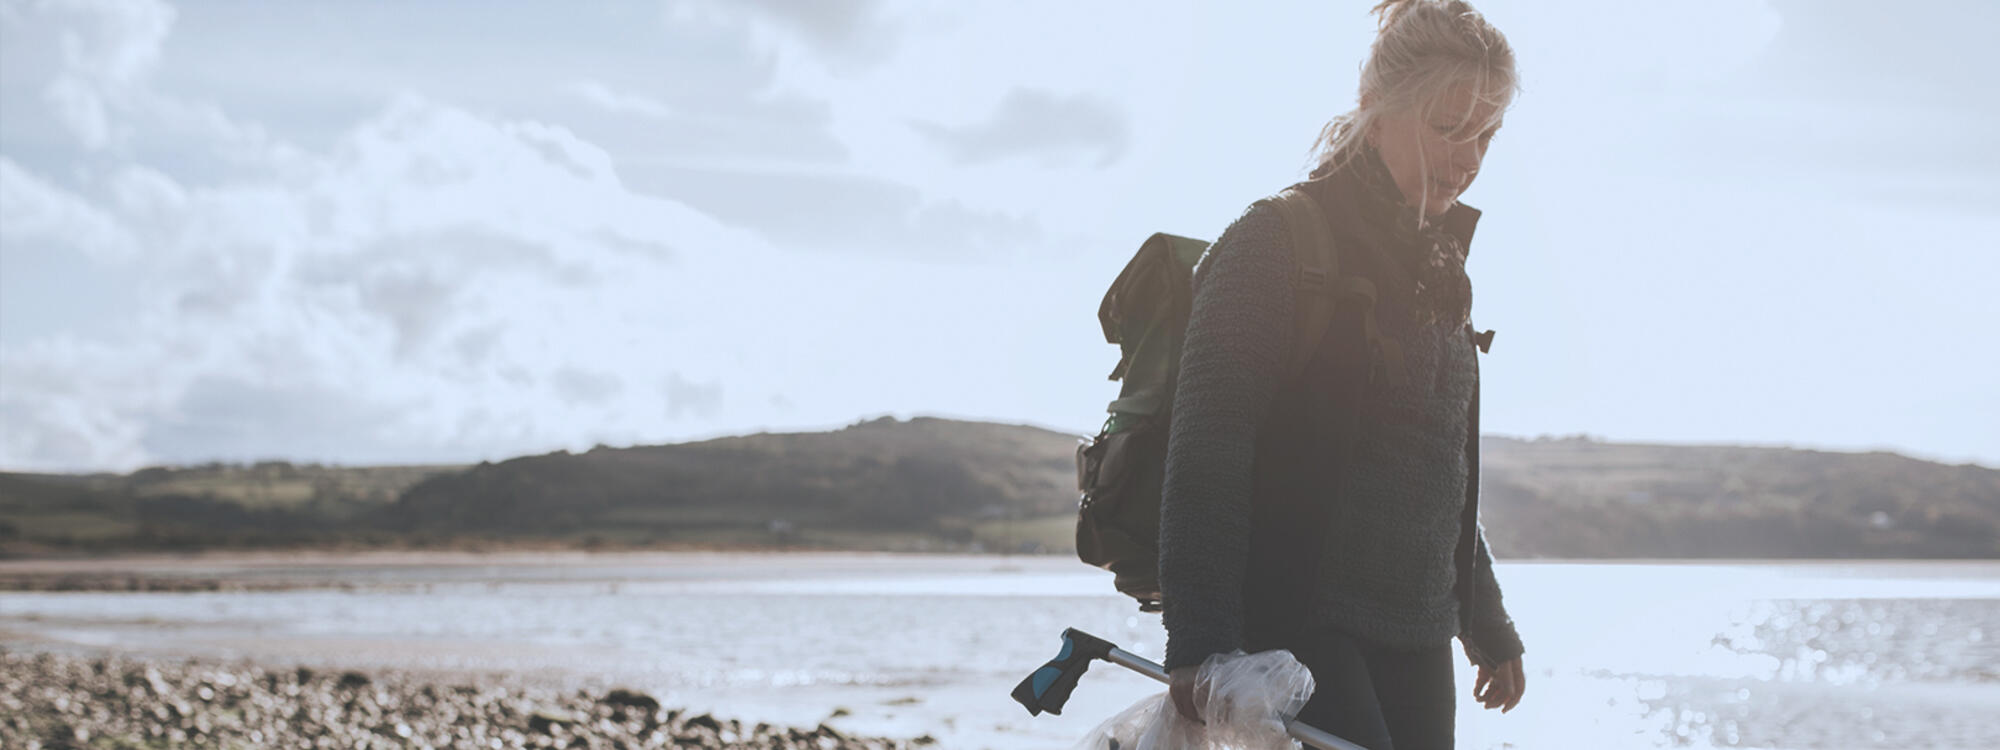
[1157,200,1524,671]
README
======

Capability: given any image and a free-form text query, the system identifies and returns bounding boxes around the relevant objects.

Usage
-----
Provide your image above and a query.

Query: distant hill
[1476,437,2000,558]
[1,416,1994,558]
[0,461,463,553]
[383,416,1076,548]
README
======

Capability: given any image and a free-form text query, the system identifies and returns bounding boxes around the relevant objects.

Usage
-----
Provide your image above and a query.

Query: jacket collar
[1302,157,1482,258]
[1439,201,1480,256]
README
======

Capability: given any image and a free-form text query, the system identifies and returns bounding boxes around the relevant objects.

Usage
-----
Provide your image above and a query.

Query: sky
[1,0,1995,472]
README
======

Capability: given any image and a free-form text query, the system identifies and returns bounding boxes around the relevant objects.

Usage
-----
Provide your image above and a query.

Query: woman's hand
[1168,665,1205,724]
[1473,657,1525,712]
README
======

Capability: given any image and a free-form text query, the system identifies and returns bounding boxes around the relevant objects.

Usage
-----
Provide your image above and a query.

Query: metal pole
[1103,647,1369,750]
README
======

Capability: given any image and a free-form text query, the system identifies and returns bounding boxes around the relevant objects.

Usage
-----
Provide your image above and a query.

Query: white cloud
[0,90,796,470]
[10,0,177,150]
[42,0,174,85]
[3,0,310,179]
[911,88,1129,168]
[673,0,902,73]
[664,372,724,420]
[552,367,626,406]
[108,163,187,216]
[1,57,1074,466]
[622,164,1046,259]
[0,335,168,470]
[0,157,138,262]
[570,79,675,120]
[42,75,110,148]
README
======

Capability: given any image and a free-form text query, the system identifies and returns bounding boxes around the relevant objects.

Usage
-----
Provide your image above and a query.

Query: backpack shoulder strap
[1255,187,1342,383]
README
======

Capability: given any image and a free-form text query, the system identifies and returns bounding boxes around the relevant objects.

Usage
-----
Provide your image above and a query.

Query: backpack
[1074,186,1392,611]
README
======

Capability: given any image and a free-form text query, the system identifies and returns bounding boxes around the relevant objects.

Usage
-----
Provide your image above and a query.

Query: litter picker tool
[1011,628,1365,750]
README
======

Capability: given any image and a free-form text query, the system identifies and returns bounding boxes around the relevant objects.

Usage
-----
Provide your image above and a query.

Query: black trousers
[1250,626,1457,750]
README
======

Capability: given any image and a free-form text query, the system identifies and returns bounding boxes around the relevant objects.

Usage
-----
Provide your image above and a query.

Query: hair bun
[1372,0,1479,31]
[1371,0,1420,28]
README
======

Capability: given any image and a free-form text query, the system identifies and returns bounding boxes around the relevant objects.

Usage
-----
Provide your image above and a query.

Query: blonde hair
[1307,0,1518,187]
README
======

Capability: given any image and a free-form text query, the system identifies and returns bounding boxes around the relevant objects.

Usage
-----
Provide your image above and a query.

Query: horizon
[4,0,1996,472]
[13,411,1995,475]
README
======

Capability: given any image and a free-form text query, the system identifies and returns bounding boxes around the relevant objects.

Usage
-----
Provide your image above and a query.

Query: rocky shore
[0,649,932,749]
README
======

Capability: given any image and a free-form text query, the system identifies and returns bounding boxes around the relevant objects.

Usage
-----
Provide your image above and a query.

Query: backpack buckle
[1298,266,1331,294]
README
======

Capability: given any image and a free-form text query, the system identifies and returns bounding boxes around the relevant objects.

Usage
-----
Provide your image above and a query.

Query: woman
[1158,1,1526,747]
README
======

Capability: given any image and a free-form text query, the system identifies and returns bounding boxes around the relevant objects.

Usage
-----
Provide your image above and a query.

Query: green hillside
[382,416,1076,550]
[1,416,1994,558]
[1478,437,2000,558]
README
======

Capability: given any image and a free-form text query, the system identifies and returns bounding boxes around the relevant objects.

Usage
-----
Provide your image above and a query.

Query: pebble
[0,649,922,749]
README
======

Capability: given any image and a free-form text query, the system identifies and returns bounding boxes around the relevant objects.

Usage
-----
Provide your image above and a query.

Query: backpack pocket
[1073,418,1168,610]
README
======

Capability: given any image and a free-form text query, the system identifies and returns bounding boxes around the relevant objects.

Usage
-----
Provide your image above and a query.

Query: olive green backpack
[1074,187,1396,611]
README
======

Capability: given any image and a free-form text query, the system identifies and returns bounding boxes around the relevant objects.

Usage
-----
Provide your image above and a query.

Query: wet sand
[0,550,1046,592]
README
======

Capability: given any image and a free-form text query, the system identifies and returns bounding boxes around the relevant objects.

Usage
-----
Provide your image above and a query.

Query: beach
[4,552,1997,749]
[2,648,927,750]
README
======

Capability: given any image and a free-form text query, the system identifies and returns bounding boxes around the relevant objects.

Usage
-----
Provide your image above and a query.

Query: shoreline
[9,546,1997,566]
[1,647,932,749]
[0,549,1061,592]
[4,550,1997,593]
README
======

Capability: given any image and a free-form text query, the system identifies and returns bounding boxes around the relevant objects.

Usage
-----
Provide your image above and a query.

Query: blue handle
[1010,628,1116,716]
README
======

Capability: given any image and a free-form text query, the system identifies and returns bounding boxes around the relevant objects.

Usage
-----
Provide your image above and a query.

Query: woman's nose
[1451,141,1484,172]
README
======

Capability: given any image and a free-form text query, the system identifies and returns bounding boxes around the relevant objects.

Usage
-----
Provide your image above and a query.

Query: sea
[1,553,1995,749]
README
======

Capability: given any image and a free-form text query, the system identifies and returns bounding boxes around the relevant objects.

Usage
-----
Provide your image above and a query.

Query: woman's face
[1370,83,1504,217]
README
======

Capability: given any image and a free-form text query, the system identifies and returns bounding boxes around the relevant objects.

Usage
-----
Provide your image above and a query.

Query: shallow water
[1,554,1995,749]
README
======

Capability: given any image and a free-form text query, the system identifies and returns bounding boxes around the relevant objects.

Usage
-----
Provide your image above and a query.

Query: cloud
[570,80,674,120]
[624,164,1043,258]
[553,368,625,406]
[564,78,848,164]
[311,95,729,260]
[143,375,406,465]
[0,91,781,471]
[3,0,955,471]
[571,75,1049,257]
[664,373,724,420]
[677,0,901,71]
[352,268,456,360]
[22,0,176,150]
[39,0,175,85]
[43,75,110,148]
[2,0,308,181]
[0,157,139,263]
[911,88,1129,168]
[0,335,168,470]
[7,0,855,182]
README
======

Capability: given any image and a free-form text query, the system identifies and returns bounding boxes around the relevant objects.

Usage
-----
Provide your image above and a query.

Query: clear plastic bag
[1072,649,1316,750]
